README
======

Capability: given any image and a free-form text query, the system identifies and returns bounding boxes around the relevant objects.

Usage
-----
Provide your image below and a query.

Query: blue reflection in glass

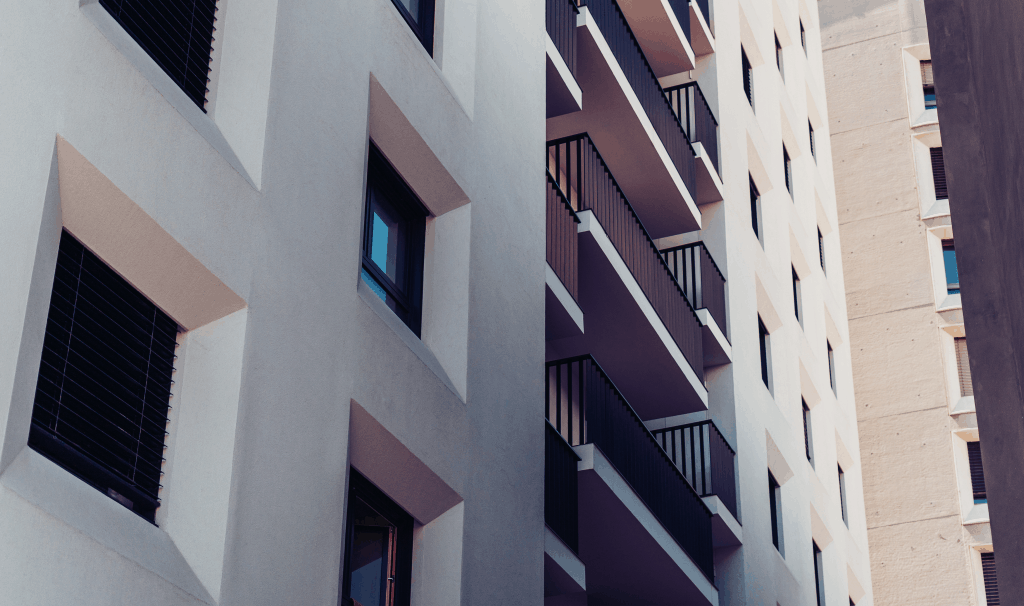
[361,268,387,302]
[371,213,389,272]
[944,246,959,292]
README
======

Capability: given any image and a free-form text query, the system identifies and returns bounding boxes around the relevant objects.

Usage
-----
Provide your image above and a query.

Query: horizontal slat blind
[982,552,999,605]
[955,337,973,396]
[921,60,934,86]
[967,441,986,501]
[932,147,948,199]
[100,0,218,111]
[30,231,178,522]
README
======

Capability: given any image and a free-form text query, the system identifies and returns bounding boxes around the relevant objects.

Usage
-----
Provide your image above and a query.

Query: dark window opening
[388,0,435,54]
[955,337,973,396]
[750,176,762,242]
[818,228,826,274]
[29,230,178,523]
[361,143,429,336]
[792,266,802,324]
[922,60,937,109]
[809,121,816,162]
[931,146,948,199]
[813,542,825,606]
[827,341,836,395]
[981,552,999,606]
[968,441,987,504]
[943,240,959,295]
[342,470,414,606]
[769,471,782,552]
[838,465,848,527]
[742,48,754,107]
[784,146,793,197]
[800,20,807,53]
[803,399,813,465]
[775,35,784,79]
[100,0,218,111]
[759,316,771,390]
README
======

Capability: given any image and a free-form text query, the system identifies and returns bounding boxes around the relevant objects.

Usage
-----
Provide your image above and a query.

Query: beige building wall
[820,0,989,604]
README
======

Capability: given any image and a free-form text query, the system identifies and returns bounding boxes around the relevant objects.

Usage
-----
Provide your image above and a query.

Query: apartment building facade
[544,0,874,603]
[0,0,871,604]
[820,1,996,604]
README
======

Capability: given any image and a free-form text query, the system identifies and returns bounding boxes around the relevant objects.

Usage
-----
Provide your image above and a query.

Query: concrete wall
[0,0,546,605]
[819,0,984,603]
[922,0,1024,603]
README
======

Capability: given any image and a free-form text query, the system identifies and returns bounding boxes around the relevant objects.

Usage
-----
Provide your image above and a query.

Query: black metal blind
[955,337,973,396]
[803,400,812,462]
[742,48,753,105]
[818,228,826,273]
[759,316,770,388]
[750,177,760,238]
[784,147,793,195]
[968,441,986,501]
[982,552,999,605]
[30,231,178,522]
[100,0,218,111]
[931,147,948,199]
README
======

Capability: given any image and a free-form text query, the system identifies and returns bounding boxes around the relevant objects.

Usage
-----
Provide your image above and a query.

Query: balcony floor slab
[694,143,724,204]
[690,2,715,57]
[547,263,585,340]
[547,35,584,118]
[698,309,731,367]
[545,527,587,598]
[702,495,742,547]
[618,0,695,76]
[546,212,708,419]
[575,444,718,606]
[547,8,701,238]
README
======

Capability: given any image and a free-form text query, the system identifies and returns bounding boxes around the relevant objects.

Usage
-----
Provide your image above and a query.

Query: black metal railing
[578,0,697,198]
[548,134,704,380]
[661,242,727,338]
[693,0,712,35]
[651,420,737,520]
[547,0,580,76]
[546,355,715,581]
[546,422,581,553]
[666,0,691,44]
[665,82,719,174]
[547,173,580,302]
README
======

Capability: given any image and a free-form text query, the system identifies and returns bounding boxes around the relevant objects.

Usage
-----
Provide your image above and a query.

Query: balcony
[666,82,724,203]
[544,423,587,600]
[547,134,707,417]
[650,419,741,546]
[547,0,701,237]
[546,355,717,604]
[662,241,730,366]
[617,0,695,76]
[546,174,584,340]
[546,0,582,117]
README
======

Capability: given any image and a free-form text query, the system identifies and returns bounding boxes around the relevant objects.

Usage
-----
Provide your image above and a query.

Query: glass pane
[370,200,400,282]
[361,268,387,303]
[944,247,959,289]
[350,526,387,606]
[397,0,420,21]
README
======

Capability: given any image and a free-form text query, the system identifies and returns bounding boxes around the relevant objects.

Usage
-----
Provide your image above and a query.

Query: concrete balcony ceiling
[617,0,695,76]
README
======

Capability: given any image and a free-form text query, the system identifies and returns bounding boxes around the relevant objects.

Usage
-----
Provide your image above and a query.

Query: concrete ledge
[690,1,715,56]
[697,308,731,367]
[546,263,584,339]
[703,494,742,547]
[544,526,586,596]
[546,35,583,118]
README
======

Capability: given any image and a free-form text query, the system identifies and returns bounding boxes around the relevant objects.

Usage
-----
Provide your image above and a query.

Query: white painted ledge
[545,526,586,593]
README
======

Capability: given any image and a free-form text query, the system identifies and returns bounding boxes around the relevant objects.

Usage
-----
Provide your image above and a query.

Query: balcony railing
[546,355,715,581]
[662,242,726,337]
[651,420,737,520]
[665,82,719,174]
[547,0,579,76]
[548,134,704,380]
[547,173,580,302]
[578,0,697,197]
[546,422,581,553]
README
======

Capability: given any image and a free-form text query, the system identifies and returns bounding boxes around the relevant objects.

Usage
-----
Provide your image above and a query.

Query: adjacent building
[0,0,873,604]
[820,0,996,604]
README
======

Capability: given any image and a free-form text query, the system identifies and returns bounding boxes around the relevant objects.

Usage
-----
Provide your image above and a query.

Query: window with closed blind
[922,60,937,109]
[99,0,219,112]
[30,230,178,522]
[981,552,999,606]
[742,48,754,107]
[955,337,973,396]
[931,147,948,199]
[968,441,987,504]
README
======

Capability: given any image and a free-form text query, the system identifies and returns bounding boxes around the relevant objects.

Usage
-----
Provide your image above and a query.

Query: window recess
[922,60,937,109]
[942,240,959,295]
[968,441,987,504]
[29,230,178,523]
[931,147,948,200]
[389,0,435,54]
[99,0,218,112]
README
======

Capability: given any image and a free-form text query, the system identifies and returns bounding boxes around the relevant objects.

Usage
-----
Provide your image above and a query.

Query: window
[922,60,937,109]
[838,465,848,527]
[759,316,771,390]
[361,144,429,336]
[29,230,178,522]
[750,176,763,243]
[809,121,816,162]
[803,399,813,464]
[742,48,754,107]
[968,441,987,504]
[342,470,414,606]
[792,266,802,324]
[818,228,826,274]
[981,552,999,606]
[389,0,435,54]
[813,542,825,606]
[827,341,836,395]
[931,147,948,199]
[800,20,807,54]
[943,240,959,295]
[99,0,218,111]
[955,337,973,396]
[784,146,793,198]
[769,471,783,553]
[776,35,784,79]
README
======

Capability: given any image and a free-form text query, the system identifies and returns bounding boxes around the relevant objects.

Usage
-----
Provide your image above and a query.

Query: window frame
[813,542,825,606]
[968,441,987,504]
[389,0,436,55]
[750,176,762,243]
[827,340,836,395]
[818,228,827,275]
[809,121,816,162]
[759,316,771,391]
[342,469,415,606]
[742,47,754,107]
[792,266,802,324]
[921,59,937,110]
[800,20,807,54]
[361,143,429,337]
[942,240,959,295]
[784,146,793,198]
[803,399,814,465]
[775,34,784,80]
[769,471,783,553]
[838,464,848,527]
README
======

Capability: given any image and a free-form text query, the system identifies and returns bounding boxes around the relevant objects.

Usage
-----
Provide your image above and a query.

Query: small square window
[342,470,414,606]
[362,144,428,336]
[30,230,178,522]
[390,0,436,54]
